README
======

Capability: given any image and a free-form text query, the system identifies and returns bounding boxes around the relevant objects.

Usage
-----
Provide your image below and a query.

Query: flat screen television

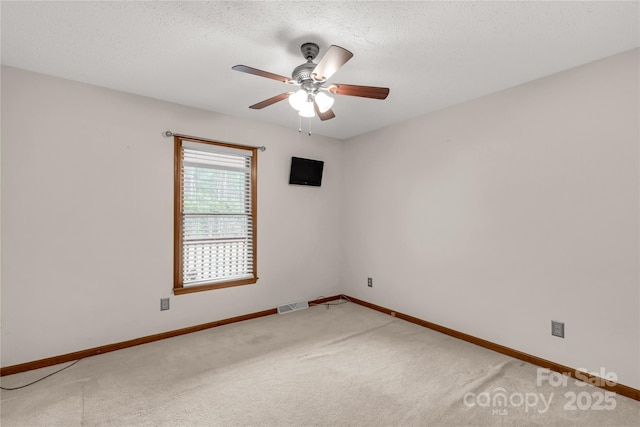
[289,157,324,186]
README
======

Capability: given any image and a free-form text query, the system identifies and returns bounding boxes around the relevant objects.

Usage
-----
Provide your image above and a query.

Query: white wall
[1,66,344,367]
[3,48,639,391]
[341,49,640,389]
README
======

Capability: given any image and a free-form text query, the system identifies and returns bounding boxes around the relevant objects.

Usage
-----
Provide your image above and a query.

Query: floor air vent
[277,300,309,314]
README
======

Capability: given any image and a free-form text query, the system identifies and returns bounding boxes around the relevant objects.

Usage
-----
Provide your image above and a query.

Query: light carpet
[1,300,638,426]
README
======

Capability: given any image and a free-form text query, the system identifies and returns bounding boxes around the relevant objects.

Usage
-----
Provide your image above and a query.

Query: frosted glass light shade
[298,101,315,118]
[288,90,307,111]
[315,92,334,113]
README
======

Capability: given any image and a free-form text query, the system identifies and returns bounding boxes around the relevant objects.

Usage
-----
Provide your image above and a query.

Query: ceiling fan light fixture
[315,92,334,113]
[288,89,307,110]
[298,101,315,118]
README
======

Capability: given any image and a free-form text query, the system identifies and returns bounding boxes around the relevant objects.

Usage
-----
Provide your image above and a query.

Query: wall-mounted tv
[289,157,324,187]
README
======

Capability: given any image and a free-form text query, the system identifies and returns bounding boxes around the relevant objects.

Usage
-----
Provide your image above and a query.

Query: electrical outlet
[551,320,564,338]
[160,298,170,311]
[367,277,373,287]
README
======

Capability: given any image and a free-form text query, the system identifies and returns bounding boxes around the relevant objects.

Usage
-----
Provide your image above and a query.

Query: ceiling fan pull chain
[298,115,302,133]
[308,117,312,136]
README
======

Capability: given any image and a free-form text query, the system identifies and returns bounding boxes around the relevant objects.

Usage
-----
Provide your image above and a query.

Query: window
[174,136,257,294]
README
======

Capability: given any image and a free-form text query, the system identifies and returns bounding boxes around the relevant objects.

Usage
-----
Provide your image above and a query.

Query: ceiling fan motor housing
[292,62,317,84]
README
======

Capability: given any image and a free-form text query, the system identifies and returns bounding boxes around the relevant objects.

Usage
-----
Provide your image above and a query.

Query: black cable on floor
[0,358,83,391]
[310,295,351,309]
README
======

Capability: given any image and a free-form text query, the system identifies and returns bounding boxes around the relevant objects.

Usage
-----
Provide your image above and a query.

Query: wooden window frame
[173,136,258,295]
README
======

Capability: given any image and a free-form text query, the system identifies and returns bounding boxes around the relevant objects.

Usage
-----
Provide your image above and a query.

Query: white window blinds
[179,140,255,287]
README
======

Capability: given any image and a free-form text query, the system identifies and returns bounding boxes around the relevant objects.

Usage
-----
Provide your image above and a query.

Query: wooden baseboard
[0,295,342,377]
[5,293,636,402]
[343,294,640,402]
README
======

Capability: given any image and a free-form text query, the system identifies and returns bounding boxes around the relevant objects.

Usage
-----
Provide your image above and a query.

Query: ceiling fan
[232,42,390,122]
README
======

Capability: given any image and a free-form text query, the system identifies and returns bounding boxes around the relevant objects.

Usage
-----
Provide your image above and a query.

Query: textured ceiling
[1,1,638,139]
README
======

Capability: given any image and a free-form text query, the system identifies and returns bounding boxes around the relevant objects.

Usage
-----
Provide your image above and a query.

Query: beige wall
[1,66,344,366]
[341,48,639,389]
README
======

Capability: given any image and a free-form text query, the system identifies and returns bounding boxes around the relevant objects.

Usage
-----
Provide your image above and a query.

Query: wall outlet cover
[551,320,564,338]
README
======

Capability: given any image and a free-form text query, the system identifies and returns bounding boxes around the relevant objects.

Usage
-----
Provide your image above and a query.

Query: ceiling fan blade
[249,92,293,109]
[312,45,353,82]
[328,84,390,100]
[232,65,293,84]
[313,101,336,121]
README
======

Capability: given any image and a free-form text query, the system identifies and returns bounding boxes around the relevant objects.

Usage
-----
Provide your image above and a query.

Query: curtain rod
[164,131,266,152]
